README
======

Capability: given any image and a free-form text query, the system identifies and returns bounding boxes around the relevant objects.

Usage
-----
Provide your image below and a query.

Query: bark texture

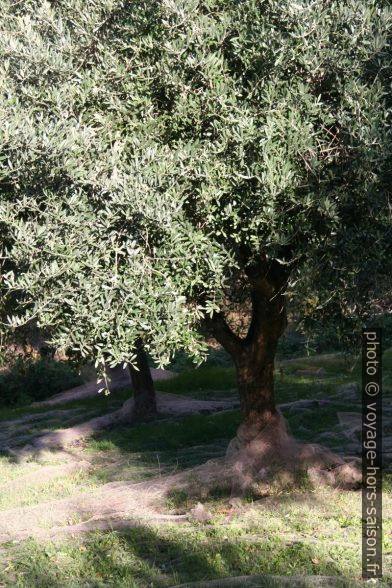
[208,258,287,428]
[128,339,157,421]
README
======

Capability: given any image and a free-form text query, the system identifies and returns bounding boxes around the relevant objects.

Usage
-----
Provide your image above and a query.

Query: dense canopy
[0,0,391,371]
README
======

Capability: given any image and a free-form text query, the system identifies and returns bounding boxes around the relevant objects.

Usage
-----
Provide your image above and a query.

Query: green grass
[0,386,132,424]
[90,410,241,454]
[155,366,237,398]
[156,351,366,403]
[0,350,391,587]
[88,410,241,473]
[1,487,390,587]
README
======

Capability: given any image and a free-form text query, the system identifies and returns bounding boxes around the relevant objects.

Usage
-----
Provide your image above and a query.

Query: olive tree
[1,1,391,448]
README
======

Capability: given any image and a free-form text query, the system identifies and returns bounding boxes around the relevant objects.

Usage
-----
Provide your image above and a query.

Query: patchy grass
[0,351,391,586]
[0,486,391,587]
[0,386,131,425]
[0,466,97,511]
[89,410,240,454]
[155,352,363,404]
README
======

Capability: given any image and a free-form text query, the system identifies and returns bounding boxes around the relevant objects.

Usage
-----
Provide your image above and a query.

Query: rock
[188,502,212,523]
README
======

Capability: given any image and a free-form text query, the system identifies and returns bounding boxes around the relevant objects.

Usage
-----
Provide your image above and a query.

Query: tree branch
[205,312,243,358]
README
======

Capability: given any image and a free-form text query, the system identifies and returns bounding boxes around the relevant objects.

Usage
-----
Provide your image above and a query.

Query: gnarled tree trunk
[209,258,287,430]
[204,260,351,493]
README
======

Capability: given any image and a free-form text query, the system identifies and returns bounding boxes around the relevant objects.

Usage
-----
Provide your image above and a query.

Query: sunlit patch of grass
[0,351,391,586]
[1,486,391,587]
[0,469,100,511]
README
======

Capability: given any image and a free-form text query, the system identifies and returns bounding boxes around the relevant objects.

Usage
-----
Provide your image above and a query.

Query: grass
[89,410,240,454]
[156,365,237,399]
[0,350,391,586]
[0,487,390,587]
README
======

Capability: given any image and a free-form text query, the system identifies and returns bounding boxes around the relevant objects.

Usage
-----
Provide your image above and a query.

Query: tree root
[221,411,361,494]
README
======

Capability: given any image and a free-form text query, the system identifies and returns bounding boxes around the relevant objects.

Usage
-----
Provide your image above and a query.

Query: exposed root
[153,412,362,499]
[222,412,361,494]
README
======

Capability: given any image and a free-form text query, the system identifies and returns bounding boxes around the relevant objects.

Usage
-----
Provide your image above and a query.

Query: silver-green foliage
[0,0,391,366]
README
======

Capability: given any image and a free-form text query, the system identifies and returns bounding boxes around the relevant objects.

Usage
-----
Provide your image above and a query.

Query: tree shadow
[1,521,354,588]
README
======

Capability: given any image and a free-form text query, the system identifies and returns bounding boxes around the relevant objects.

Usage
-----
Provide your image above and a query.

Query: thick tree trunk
[128,339,157,421]
[203,261,357,492]
[235,341,278,427]
[207,259,287,430]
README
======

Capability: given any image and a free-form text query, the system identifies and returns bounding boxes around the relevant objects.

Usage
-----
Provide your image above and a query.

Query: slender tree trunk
[128,339,157,421]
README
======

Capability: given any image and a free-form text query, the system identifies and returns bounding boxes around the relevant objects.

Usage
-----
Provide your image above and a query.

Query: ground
[0,352,391,587]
